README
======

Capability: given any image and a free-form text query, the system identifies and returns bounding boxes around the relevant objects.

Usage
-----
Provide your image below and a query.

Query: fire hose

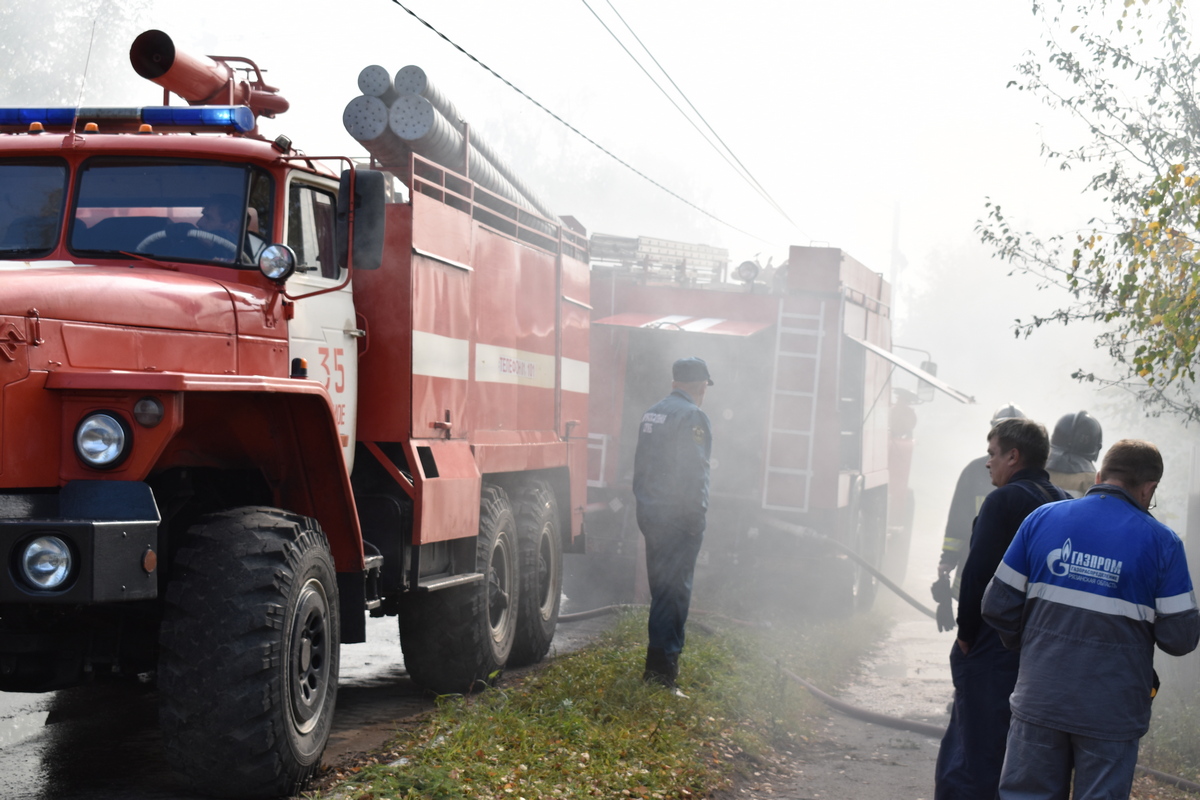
[761,516,939,619]
[780,667,1200,792]
[558,544,1200,793]
[560,606,1200,793]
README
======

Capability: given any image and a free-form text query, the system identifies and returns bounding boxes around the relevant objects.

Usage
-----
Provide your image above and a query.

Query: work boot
[644,647,687,697]
[643,647,675,688]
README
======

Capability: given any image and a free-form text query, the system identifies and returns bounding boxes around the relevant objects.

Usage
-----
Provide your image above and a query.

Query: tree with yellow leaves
[980,0,1200,419]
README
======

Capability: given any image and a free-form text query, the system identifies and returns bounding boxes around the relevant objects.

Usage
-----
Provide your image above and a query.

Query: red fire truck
[582,236,971,614]
[0,31,588,798]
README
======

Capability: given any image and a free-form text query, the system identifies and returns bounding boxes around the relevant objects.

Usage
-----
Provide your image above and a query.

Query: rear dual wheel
[400,484,519,694]
[509,479,563,667]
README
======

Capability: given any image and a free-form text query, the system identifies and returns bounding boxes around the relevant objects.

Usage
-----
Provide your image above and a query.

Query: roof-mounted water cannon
[129,30,289,135]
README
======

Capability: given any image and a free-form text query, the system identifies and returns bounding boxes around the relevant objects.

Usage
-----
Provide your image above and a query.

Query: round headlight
[21,536,73,590]
[259,243,297,281]
[75,413,129,468]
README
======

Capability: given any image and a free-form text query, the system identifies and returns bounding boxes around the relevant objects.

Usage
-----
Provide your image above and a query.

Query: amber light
[133,396,164,427]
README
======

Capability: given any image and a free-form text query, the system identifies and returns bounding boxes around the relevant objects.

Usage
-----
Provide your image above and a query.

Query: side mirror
[918,360,938,404]
[337,168,385,271]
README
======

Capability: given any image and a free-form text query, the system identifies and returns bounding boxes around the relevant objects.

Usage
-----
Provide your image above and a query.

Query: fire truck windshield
[0,159,68,256]
[69,158,273,268]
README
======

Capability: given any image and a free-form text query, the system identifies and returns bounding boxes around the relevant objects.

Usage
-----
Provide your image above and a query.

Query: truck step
[416,572,485,592]
[364,554,384,610]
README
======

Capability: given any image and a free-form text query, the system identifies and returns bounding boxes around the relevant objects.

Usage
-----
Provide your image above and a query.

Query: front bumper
[0,481,160,604]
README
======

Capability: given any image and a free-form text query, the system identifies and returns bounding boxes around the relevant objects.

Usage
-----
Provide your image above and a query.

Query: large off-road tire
[158,507,339,799]
[508,479,562,667]
[400,484,519,694]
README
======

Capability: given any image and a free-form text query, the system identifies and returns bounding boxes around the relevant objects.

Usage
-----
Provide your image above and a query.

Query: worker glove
[930,573,956,633]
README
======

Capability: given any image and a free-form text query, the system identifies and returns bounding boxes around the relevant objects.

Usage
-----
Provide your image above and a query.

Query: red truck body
[0,31,588,799]
[582,240,945,611]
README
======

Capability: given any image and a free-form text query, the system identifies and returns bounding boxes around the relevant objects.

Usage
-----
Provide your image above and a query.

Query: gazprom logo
[1046,538,1072,577]
[1046,537,1122,585]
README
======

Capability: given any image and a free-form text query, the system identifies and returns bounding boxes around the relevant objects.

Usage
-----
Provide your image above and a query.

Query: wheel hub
[289,579,330,733]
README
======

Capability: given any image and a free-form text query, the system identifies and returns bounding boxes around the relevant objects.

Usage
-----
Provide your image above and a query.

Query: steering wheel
[136,227,175,252]
[187,229,240,258]
[136,225,240,259]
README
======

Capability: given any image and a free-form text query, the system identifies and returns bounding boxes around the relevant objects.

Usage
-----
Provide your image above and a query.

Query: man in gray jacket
[983,439,1200,800]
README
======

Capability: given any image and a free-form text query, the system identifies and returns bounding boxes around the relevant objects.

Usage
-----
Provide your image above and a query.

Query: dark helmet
[1051,411,1103,461]
[990,403,1026,426]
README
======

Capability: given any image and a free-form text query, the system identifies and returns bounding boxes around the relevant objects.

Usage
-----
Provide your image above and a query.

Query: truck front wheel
[158,507,340,799]
[400,484,519,693]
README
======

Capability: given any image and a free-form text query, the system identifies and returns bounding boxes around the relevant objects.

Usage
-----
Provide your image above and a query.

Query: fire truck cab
[0,30,588,799]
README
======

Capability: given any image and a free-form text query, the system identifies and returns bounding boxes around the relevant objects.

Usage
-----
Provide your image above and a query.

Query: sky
[4,0,1199,568]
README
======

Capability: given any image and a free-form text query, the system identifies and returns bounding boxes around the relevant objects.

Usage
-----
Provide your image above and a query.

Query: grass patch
[310,608,887,800]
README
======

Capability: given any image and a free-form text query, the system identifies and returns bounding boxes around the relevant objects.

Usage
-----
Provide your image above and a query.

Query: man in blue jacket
[633,357,713,696]
[983,439,1199,800]
[934,417,1070,800]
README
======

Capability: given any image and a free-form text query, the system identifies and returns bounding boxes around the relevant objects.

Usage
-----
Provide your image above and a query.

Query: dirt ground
[311,578,1198,800]
[714,596,1198,800]
[719,603,947,800]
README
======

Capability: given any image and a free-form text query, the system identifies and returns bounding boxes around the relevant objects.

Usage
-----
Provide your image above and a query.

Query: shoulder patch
[692,425,706,445]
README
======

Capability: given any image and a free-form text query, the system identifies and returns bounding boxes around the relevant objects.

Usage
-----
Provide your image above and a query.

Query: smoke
[0,0,150,106]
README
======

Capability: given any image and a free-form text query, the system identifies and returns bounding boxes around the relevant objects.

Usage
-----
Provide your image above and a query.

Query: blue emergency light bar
[0,105,255,133]
[0,108,77,127]
[141,106,255,132]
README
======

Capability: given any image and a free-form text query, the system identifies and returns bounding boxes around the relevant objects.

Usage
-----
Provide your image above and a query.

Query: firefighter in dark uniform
[936,404,1026,598]
[633,357,713,696]
[933,417,1071,800]
[1045,410,1103,497]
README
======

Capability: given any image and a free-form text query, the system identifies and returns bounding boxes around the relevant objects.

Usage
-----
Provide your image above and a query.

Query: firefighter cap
[673,357,714,386]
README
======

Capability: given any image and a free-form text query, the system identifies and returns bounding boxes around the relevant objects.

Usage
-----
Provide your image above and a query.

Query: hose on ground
[558,604,765,634]
[781,668,1200,794]
[763,516,938,620]
[560,605,1200,793]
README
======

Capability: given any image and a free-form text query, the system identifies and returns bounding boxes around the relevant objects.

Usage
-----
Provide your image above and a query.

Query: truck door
[285,175,359,470]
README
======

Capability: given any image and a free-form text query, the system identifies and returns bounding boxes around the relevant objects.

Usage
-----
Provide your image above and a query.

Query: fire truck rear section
[581,237,971,615]
[0,31,587,799]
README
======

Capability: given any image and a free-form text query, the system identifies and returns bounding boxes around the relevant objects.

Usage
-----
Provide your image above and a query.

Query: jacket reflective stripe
[994,560,1027,592]
[1027,581,1155,622]
[1158,591,1199,615]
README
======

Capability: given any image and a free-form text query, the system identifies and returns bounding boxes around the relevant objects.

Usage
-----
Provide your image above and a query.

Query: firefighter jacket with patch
[940,455,996,593]
[982,484,1200,740]
[956,468,1070,646]
[632,389,712,534]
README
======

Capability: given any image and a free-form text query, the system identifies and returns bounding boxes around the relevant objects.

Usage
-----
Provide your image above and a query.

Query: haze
[2,0,1194,559]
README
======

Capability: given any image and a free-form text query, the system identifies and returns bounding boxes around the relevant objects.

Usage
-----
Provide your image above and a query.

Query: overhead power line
[581,0,803,235]
[386,0,773,244]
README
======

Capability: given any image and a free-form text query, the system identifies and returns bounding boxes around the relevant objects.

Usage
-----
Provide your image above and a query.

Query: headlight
[75,412,130,468]
[258,243,297,281]
[20,536,73,590]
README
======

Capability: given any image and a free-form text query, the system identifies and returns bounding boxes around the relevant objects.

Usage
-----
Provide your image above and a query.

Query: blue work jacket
[632,389,712,534]
[983,484,1200,739]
